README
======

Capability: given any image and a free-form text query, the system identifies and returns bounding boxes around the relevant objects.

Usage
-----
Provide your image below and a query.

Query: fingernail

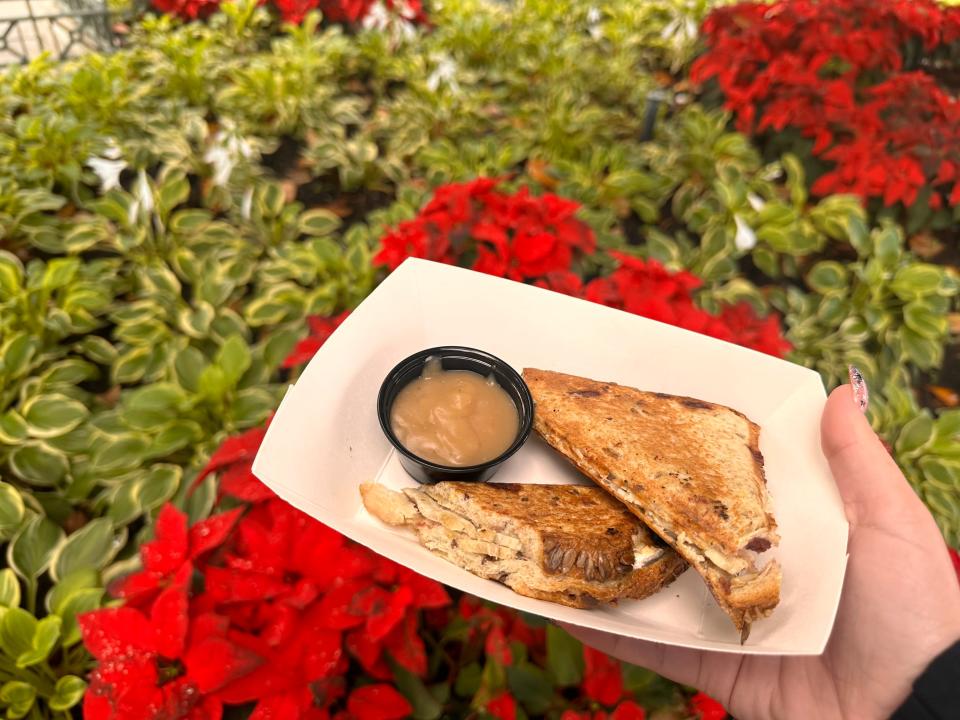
[848,365,869,413]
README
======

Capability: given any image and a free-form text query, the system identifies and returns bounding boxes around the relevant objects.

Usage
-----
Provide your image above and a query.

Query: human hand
[562,380,960,720]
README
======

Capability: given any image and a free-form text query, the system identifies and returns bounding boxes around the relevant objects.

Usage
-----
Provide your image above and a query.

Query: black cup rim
[377,346,534,474]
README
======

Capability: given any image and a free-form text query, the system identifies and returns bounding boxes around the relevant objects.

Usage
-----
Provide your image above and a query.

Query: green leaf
[0,607,37,657]
[390,658,442,720]
[184,474,216,525]
[903,301,947,340]
[507,663,554,715]
[113,345,153,384]
[0,570,20,608]
[8,441,69,486]
[49,675,87,712]
[178,302,216,338]
[21,393,89,439]
[891,264,942,301]
[76,335,118,365]
[0,411,28,444]
[546,625,583,686]
[0,482,25,539]
[0,334,38,380]
[138,465,182,510]
[807,261,849,295]
[92,435,150,473]
[47,568,100,616]
[51,518,120,582]
[8,515,64,580]
[41,257,80,290]
[106,481,143,527]
[124,384,189,429]
[0,680,35,719]
[57,587,104,646]
[299,209,342,237]
[16,615,61,668]
[199,365,230,400]
[218,335,252,386]
[896,414,935,457]
[454,662,482,698]
[230,387,276,427]
[0,251,24,295]
[900,327,941,369]
[873,224,902,268]
[174,346,207,392]
[148,421,203,459]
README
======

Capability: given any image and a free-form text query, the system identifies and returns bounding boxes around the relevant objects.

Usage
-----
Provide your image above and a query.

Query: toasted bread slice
[360,481,686,608]
[523,368,780,640]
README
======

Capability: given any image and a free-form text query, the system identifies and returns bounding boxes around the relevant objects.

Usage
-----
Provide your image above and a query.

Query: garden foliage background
[0,0,959,718]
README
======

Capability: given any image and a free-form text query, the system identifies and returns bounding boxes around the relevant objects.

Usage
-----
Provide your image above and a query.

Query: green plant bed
[0,0,957,717]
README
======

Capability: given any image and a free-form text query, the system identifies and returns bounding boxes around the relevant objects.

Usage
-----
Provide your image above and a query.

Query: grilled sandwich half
[523,369,780,641]
[360,481,687,609]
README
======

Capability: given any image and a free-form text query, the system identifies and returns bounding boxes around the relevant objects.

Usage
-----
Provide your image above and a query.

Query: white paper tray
[253,259,848,655]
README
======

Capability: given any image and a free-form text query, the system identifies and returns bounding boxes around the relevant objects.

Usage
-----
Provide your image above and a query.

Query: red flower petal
[80,607,157,660]
[303,630,344,681]
[365,585,413,641]
[690,692,727,720]
[220,464,276,502]
[384,611,427,677]
[582,646,624,706]
[142,504,189,575]
[611,701,646,720]
[950,547,960,584]
[347,685,412,720]
[398,568,450,609]
[486,692,517,720]
[189,507,243,558]
[184,636,264,693]
[484,624,513,665]
[195,426,266,486]
[151,584,188,659]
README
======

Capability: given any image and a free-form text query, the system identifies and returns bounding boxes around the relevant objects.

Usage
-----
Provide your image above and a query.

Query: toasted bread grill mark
[522,368,781,637]
[360,481,687,608]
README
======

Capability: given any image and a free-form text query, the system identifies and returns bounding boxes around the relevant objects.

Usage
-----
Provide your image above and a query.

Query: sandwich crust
[523,368,780,637]
[360,481,687,608]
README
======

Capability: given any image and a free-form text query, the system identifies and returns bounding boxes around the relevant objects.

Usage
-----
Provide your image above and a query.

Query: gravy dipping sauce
[390,357,520,466]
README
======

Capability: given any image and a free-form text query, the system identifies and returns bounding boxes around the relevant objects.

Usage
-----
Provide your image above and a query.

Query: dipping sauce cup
[377,347,534,484]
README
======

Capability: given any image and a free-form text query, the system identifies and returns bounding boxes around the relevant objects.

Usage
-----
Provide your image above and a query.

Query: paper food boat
[253,258,849,655]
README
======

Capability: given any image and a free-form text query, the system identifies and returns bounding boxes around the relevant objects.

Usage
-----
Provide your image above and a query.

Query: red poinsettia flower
[690,692,727,720]
[346,684,411,720]
[110,504,243,609]
[80,592,261,720]
[949,547,960,584]
[582,646,624,706]
[375,178,597,287]
[282,311,351,369]
[486,692,518,720]
[610,701,646,720]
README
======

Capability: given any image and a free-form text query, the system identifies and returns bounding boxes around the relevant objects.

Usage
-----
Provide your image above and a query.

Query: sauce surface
[390,358,519,466]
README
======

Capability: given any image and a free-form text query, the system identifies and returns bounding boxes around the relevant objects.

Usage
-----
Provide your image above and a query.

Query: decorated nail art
[848,365,869,413]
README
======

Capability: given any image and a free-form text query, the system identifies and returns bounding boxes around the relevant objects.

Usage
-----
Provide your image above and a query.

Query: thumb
[821,383,924,529]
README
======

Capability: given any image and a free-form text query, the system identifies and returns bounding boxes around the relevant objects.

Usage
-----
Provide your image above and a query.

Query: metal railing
[0,0,120,65]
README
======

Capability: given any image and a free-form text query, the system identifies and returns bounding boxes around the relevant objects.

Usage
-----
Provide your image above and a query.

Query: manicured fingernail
[848,365,869,413]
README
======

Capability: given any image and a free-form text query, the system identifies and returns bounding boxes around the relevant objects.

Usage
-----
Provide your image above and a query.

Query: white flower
[87,152,126,193]
[362,1,417,42]
[747,193,766,212]
[426,54,460,94]
[362,2,391,31]
[241,187,254,221]
[587,6,603,40]
[734,215,758,251]
[128,169,154,224]
[204,130,254,187]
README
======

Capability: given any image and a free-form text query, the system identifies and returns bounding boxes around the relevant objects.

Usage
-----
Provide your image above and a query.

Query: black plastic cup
[377,346,534,484]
